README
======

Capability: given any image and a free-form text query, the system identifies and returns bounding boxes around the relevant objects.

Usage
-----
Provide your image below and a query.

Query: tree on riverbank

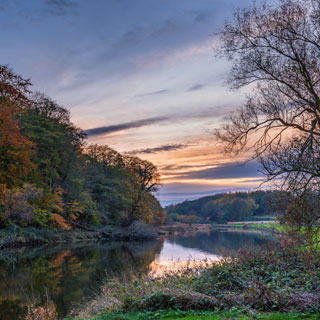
[216,0,320,242]
[0,66,164,230]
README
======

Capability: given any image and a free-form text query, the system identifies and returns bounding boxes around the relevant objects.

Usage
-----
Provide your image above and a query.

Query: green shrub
[32,208,51,228]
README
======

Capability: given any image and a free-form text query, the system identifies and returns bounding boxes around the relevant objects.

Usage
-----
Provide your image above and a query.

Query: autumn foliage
[0,103,35,188]
[49,214,71,230]
[0,66,163,230]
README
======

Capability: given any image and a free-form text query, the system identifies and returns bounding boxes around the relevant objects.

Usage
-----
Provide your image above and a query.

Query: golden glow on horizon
[87,131,261,195]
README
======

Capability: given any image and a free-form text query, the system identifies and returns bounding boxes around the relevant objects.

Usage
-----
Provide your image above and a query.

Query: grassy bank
[0,222,157,250]
[70,244,320,319]
[243,223,285,232]
[159,222,285,237]
[71,309,320,320]
[219,222,285,233]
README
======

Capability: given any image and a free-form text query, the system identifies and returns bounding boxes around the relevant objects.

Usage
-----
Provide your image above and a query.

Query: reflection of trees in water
[0,239,164,319]
[168,230,276,255]
[0,232,275,319]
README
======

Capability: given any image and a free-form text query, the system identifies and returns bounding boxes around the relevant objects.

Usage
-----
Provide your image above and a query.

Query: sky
[0,0,265,206]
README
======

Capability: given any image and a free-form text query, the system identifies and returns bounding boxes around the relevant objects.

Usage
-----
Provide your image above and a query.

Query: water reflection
[0,229,276,319]
[0,241,164,319]
[151,229,276,273]
[167,228,276,255]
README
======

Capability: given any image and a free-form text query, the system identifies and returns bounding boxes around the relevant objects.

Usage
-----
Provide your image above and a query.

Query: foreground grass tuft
[71,309,320,320]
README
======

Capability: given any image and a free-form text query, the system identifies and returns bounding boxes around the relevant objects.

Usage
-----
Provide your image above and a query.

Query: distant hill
[164,191,279,224]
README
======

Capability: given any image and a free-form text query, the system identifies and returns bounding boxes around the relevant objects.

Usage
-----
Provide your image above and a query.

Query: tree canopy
[0,66,164,230]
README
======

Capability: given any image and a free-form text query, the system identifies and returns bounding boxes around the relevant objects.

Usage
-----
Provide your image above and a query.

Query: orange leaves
[50,250,71,267]
[44,187,65,214]
[49,214,71,230]
[0,66,35,188]
[0,103,35,187]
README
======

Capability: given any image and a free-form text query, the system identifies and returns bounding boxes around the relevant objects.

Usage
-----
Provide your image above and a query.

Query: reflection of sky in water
[152,241,221,271]
[149,230,276,272]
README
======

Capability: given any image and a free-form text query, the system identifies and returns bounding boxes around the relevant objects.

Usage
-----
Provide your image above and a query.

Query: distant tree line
[0,66,164,230]
[165,191,277,224]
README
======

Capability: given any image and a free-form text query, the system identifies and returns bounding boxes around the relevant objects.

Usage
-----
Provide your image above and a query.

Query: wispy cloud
[85,116,169,137]
[14,0,79,21]
[44,0,78,16]
[136,89,169,97]
[85,106,231,137]
[160,163,211,171]
[171,161,262,180]
[241,178,265,183]
[187,83,206,92]
[193,12,210,24]
[149,19,180,39]
[126,143,189,155]
[0,0,6,11]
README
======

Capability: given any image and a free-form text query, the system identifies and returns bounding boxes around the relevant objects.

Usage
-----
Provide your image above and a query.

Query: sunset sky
[0,0,264,205]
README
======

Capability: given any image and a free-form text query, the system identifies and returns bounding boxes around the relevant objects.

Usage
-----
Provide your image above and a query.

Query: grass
[244,223,286,232]
[221,222,284,232]
[70,244,320,319]
[71,309,320,320]
[243,223,320,250]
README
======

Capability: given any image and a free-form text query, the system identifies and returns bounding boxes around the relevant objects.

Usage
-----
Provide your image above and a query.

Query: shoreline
[0,221,281,251]
[0,221,158,250]
[159,221,282,237]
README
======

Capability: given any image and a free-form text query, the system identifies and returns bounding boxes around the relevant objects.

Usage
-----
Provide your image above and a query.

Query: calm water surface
[0,228,276,319]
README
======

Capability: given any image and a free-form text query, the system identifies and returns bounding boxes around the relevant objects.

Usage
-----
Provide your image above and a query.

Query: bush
[0,184,42,227]
[32,208,51,228]
[73,246,320,317]
[136,291,217,311]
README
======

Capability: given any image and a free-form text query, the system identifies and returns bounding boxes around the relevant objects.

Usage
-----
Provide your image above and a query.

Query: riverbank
[0,221,282,250]
[159,221,283,237]
[0,221,157,250]
[227,222,285,234]
[158,223,214,236]
[69,244,320,319]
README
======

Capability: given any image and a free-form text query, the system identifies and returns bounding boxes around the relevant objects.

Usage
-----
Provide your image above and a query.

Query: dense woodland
[0,66,164,231]
[165,191,277,223]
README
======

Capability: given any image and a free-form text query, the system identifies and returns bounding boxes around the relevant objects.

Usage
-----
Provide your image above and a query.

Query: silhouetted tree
[216,0,320,239]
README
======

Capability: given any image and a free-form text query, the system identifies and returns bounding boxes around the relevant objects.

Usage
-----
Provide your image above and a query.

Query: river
[0,228,276,319]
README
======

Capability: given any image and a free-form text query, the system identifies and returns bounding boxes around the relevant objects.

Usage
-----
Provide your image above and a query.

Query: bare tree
[215,0,320,238]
